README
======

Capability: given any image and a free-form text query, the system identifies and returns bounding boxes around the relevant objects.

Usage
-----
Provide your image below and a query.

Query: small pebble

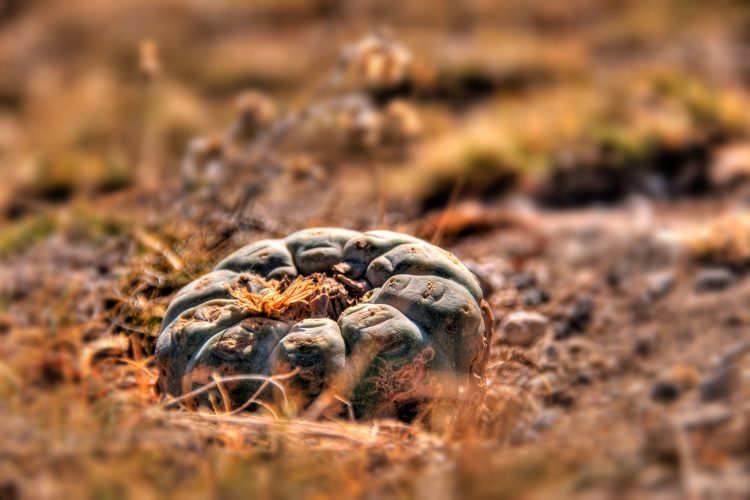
[723,312,749,326]
[499,311,550,346]
[542,343,560,362]
[531,410,560,432]
[633,334,656,358]
[646,271,676,301]
[567,296,593,331]
[512,271,536,290]
[650,381,681,403]
[720,341,750,365]
[605,265,626,289]
[544,390,574,408]
[694,268,736,292]
[700,366,740,402]
[680,405,733,431]
[463,260,496,298]
[523,288,549,306]
[553,321,573,340]
[520,428,541,443]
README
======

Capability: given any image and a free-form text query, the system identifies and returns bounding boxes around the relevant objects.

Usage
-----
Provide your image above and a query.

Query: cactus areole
[156,228,493,422]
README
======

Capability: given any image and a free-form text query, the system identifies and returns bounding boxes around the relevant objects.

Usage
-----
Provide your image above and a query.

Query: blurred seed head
[284,154,324,182]
[710,143,750,187]
[194,134,224,161]
[182,134,225,188]
[382,99,422,144]
[336,97,382,150]
[138,39,161,83]
[349,34,412,90]
[231,90,277,143]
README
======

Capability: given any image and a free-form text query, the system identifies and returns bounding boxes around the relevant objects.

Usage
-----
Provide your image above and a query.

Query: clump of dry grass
[389,66,750,205]
[663,211,750,265]
[0,192,559,497]
[224,275,320,318]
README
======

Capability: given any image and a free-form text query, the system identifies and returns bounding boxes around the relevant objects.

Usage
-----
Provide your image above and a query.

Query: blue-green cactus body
[341,231,423,279]
[214,239,297,280]
[286,228,360,275]
[155,228,493,422]
[269,318,346,410]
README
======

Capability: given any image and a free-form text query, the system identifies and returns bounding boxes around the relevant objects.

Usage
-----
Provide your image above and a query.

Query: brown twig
[369,159,387,229]
[431,176,465,246]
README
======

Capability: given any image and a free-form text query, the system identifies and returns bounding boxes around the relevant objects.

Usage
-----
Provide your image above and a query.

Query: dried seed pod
[155,229,493,423]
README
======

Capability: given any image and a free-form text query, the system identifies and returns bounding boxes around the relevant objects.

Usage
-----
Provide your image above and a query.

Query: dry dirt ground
[1,181,749,499]
[1,0,750,498]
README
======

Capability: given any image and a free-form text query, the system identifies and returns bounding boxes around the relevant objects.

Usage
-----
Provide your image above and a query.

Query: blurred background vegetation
[2,0,750,226]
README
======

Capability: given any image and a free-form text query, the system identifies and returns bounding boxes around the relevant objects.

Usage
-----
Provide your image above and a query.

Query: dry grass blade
[430,176,465,246]
[80,335,131,377]
[156,410,416,447]
[370,160,387,229]
[161,372,298,410]
[216,368,300,417]
[212,372,233,413]
[133,229,192,278]
[119,357,158,381]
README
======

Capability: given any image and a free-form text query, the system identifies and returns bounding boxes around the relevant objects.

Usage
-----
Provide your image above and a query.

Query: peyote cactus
[156,228,493,423]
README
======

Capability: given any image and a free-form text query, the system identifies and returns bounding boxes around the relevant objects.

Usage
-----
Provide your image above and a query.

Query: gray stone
[646,271,676,300]
[499,311,549,347]
[523,288,549,306]
[694,268,736,292]
[542,343,560,362]
[680,405,733,431]
[700,366,740,402]
[531,410,560,432]
[512,271,536,290]
[720,341,750,366]
[462,260,496,298]
[567,296,593,329]
[633,334,656,358]
[650,381,681,403]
